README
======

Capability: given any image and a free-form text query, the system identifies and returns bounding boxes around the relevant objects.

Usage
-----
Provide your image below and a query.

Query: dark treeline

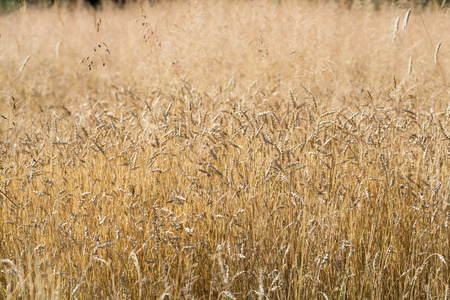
[0,0,446,12]
[1,0,167,11]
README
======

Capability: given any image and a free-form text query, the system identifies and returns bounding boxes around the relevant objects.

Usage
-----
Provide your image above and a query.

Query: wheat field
[0,1,449,299]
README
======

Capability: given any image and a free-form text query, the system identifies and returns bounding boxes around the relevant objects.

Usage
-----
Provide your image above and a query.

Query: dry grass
[1,1,450,299]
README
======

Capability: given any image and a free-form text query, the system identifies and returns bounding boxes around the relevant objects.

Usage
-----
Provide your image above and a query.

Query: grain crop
[1,1,450,299]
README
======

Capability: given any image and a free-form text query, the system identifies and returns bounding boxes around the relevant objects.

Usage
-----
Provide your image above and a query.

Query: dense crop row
[1,2,449,298]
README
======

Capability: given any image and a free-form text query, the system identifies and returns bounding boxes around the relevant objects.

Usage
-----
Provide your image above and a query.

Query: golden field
[1,1,450,298]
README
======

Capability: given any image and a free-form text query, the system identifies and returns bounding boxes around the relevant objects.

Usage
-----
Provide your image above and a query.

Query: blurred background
[0,0,448,13]
[0,0,166,12]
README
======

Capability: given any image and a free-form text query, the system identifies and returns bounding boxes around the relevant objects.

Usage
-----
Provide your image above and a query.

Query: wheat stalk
[403,9,411,30]
[393,17,400,43]
[435,42,443,64]
[19,55,31,72]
